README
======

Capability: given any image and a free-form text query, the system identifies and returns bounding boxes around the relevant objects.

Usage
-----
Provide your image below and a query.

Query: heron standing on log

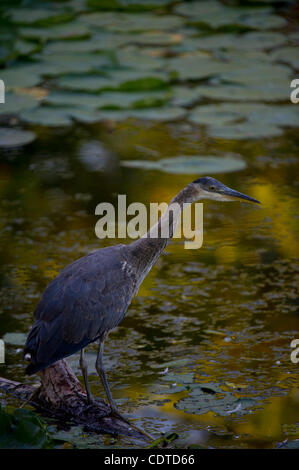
[24,177,260,419]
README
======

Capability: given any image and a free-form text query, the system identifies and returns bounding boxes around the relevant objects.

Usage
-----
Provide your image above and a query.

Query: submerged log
[0,359,147,440]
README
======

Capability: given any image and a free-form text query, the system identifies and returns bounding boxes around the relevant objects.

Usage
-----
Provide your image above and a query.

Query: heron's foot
[109,406,131,425]
[109,407,154,442]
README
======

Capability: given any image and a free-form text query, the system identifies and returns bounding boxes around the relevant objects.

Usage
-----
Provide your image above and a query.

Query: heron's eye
[209,185,216,191]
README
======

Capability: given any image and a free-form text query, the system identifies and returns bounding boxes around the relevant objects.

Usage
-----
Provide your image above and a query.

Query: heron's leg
[80,348,93,404]
[95,339,119,414]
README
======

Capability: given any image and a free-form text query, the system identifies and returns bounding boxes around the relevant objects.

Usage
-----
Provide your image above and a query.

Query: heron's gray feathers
[24,245,138,374]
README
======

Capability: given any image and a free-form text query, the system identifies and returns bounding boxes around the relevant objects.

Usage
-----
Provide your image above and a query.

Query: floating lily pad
[220,62,291,85]
[34,52,113,76]
[0,92,39,115]
[175,381,256,416]
[87,0,173,10]
[56,74,115,92]
[270,47,299,70]
[192,83,289,102]
[121,155,246,174]
[13,40,39,57]
[116,47,165,70]
[171,31,286,53]
[209,122,283,139]
[0,64,41,89]
[7,8,74,26]
[3,332,27,345]
[175,1,285,31]
[20,22,91,41]
[189,104,242,126]
[45,90,169,109]
[20,107,73,126]
[171,86,202,106]
[190,103,299,132]
[167,56,224,80]
[128,106,186,121]
[79,12,184,32]
[42,35,123,54]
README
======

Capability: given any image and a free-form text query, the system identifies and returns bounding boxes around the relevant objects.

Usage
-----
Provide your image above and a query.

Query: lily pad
[3,332,27,345]
[167,56,225,80]
[19,22,91,41]
[20,107,73,127]
[192,83,289,102]
[175,381,256,417]
[7,8,74,26]
[270,47,299,70]
[174,1,285,31]
[171,86,202,106]
[79,12,184,32]
[189,103,299,132]
[56,74,116,92]
[116,47,165,70]
[0,65,41,89]
[0,92,39,115]
[36,51,113,76]
[87,0,173,10]
[121,155,246,174]
[209,122,283,139]
[45,90,169,109]
[128,106,186,121]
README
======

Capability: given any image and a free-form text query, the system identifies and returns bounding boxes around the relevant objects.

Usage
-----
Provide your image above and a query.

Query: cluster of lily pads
[0,0,298,147]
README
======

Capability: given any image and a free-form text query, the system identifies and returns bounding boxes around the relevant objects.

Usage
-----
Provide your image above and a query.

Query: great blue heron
[23,177,259,418]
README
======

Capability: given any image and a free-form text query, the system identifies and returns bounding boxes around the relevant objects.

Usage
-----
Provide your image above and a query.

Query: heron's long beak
[220,187,260,204]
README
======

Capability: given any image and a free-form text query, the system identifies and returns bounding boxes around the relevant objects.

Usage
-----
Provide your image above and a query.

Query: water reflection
[0,120,298,448]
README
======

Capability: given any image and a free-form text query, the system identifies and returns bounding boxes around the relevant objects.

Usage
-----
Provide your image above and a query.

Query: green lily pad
[175,381,256,416]
[0,405,53,449]
[121,154,246,174]
[79,12,184,32]
[220,62,291,85]
[175,1,285,31]
[209,122,283,139]
[167,56,225,80]
[161,372,195,384]
[0,92,39,115]
[35,52,113,76]
[192,83,289,102]
[56,74,116,92]
[116,47,165,70]
[171,31,286,53]
[87,0,173,11]
[3,332,28,345]
[270,47,299,70]
[170,86,202,106]
[0,64,41,89]
[56,69,169,91]
[128,106,186,121]
[45,90,169,109]
[42,35,123,54]
[7,8,74,26]
[20,107,73,127]
[13,40,39,57]
[189,104,243,126]
[19,22,91,41]
[190,103,299,132]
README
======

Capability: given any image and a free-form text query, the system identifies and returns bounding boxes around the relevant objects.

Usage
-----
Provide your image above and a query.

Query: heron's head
[191,176,260,204]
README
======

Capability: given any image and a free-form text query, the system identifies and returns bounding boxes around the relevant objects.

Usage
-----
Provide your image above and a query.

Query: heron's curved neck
[127,184,197,275]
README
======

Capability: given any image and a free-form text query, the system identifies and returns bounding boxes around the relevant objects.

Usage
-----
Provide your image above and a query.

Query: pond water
[0,0,298,449]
